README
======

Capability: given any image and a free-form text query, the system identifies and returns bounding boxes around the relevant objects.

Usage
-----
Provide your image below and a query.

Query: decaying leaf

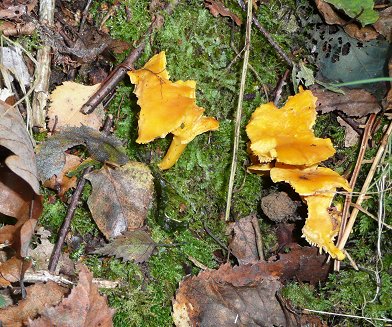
[173,248,331,327]
[312,87,381,117]
[94,230,157,263]
[246,88,335,166]
[227,215,260,265]
[204,0,242,26]
[36,125,128,181]
[128,52,219,169]
[0,165,43,256]
[43,153,82,198]
[28,264,114,327]
[0,281,67,327]
[86,162,154,239]
[373,7,392,42]
[0,100,39,194]
[48,82,105,132]
[0,257,29,284]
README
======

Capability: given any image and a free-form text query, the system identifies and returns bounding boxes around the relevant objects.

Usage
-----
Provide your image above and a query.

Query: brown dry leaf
[0,100,39,194]
[204,0,242,26]
[48,82,105,132]
[314,0,379,41]
[94,230,157,263]
[86,162,154,239]
[28,264,114,327]
[0,257,25,283]
[0,165,43,256]
[227,215,259,265]
[373,7,392,42]
[173,246,330,327]
[337,116,366,147]
[43,153,81,198]
[312,87,381,117]
[0,281,67,327]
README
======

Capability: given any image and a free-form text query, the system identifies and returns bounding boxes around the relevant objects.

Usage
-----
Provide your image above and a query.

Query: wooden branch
[80,1,179,115]
[32,0,55,128]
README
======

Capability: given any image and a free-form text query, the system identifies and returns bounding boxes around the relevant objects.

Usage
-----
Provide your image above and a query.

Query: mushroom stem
[158,137,187,170]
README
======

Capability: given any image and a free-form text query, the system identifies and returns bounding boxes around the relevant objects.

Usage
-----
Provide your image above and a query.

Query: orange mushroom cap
[303,194,345,260]
[270,164,352,196]
[128,52,197,144]
[246,88,336,166]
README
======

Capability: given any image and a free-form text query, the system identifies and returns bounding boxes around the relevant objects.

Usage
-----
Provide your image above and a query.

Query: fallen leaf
[0,281,67,327]
[312,87,381,117]
[0,165,43,256]
[0,47,32,87]
[204,0,242,26]
[0,100,39,194]
[43,153,82,198]
[227,215,259,265]
[36,126,128,181]
[48,82,105,132]
[323,0,378,26]
[373,7,392,42]
[86,162,154,239]
[94,230,157,263]
[173,247,330,327]
[337,116,366,147]
[28,265,114,327]
[0,257,25,283]
[315,0,379,41]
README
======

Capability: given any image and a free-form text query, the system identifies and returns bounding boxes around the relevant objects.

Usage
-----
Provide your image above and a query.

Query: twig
[225,0,253,221]
[237,0,293,67]
[302,308,392,323]
[350,203,392,230]
[251,216,265,261]
[48,116,113,273]
[342,249,359,271]
[80,1,179,114]
[334,114,375,271]
[79,0,93,33]
[32,0,55,128]
[337,120,392,258]
[203,221,229,251]
[273,69,289,105]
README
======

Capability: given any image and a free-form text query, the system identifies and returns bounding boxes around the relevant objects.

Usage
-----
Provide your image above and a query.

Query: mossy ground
[37,0,392,326]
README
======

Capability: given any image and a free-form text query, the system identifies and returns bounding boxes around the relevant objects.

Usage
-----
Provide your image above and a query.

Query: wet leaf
[313,87,381,117]
[36,126,128,181]
[94,230,157,263]
[86,162,154,239]
[0,100,39,194]
[48,82,105,132]
[0,281,67,327]
[28,265,114,327]
[373,7,392,42]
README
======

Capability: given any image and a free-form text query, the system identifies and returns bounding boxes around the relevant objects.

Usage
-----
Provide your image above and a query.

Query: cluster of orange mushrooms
[129,53,350,260]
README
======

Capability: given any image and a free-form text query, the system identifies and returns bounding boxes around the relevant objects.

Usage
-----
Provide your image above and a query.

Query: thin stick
[350,203,392,230]
[251,215,265,261]
[303,309,392,323]
[334,114,375,271]
[48,116,113,273]
[337,120,392,254]
[225,0,253,221]
[237,0,293,67]
[273,69,289,105]
[80,1,179,114]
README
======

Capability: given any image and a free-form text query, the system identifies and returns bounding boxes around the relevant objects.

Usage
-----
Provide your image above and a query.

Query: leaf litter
[1,0,391,325]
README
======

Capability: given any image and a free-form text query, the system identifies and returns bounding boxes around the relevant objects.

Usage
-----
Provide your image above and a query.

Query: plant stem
[225,0,253,221]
